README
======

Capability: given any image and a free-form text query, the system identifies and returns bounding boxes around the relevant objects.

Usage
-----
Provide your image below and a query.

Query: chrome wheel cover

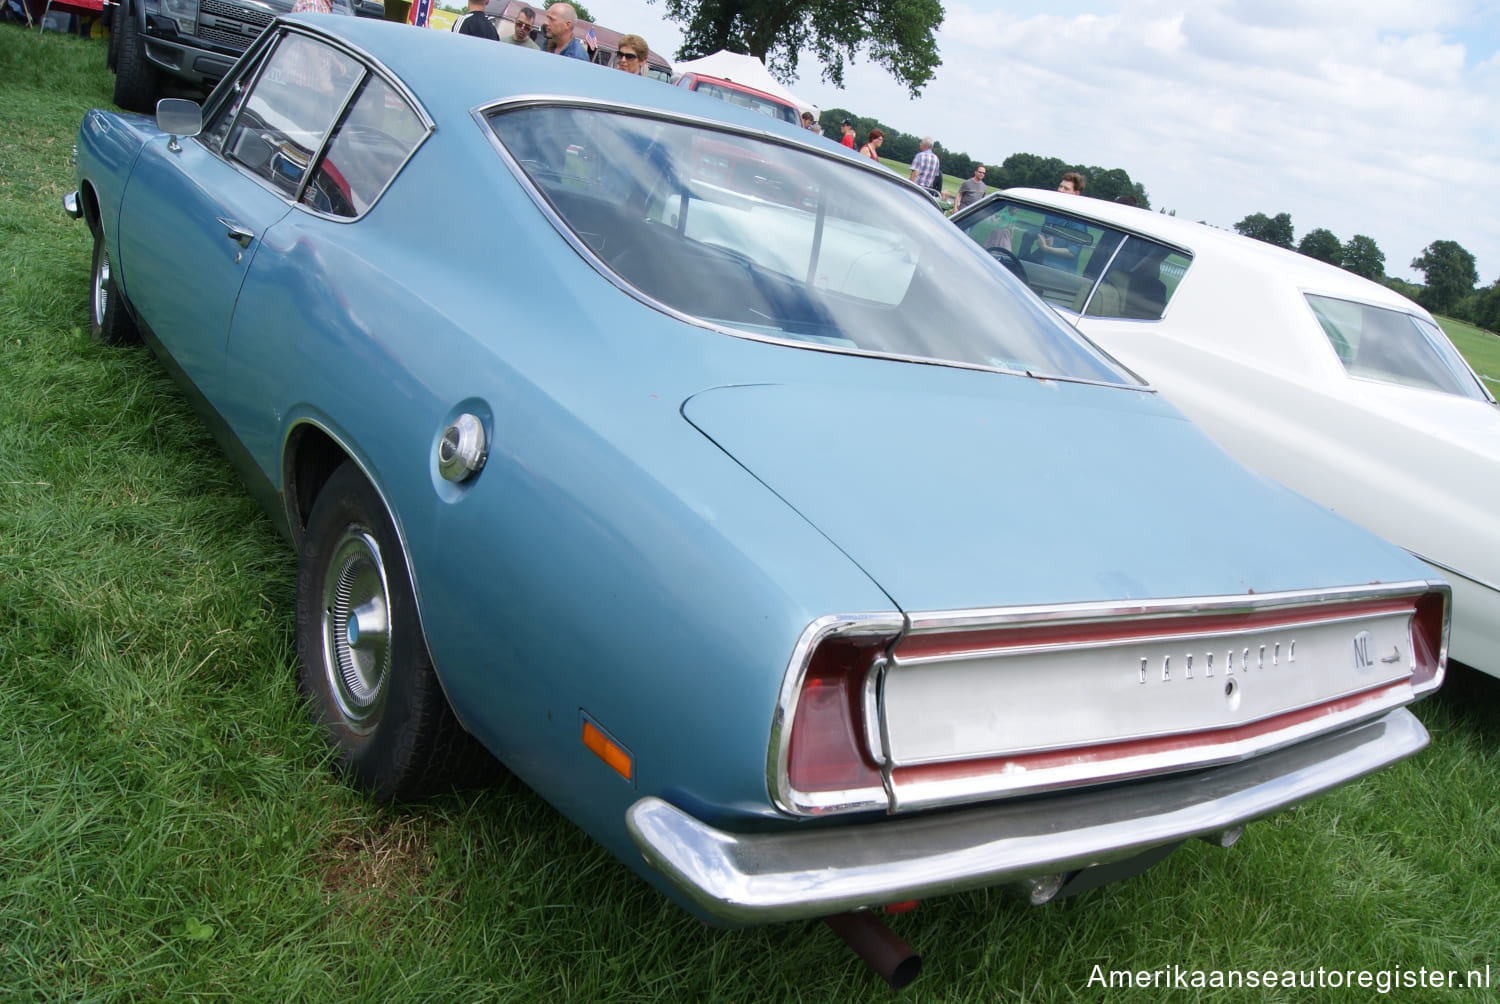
[92,241,110,329]
[320,527,392,731]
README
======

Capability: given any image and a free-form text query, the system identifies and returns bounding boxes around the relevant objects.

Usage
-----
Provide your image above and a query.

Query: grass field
[6,25,1500,1001]
[1438,316,1500,395]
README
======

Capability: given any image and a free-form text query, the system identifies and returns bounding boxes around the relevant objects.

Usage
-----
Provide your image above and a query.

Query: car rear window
[957,199,1191,321]
[1306,294,1491,401]
[486,105,1137,387]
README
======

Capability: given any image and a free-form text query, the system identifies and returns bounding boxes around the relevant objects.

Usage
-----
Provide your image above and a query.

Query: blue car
[68,14,1448,985]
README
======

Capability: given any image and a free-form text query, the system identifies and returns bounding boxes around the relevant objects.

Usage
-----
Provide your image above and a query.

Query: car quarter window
[1306,294,1490,401]
[220,33,364,199]
[304,75,427,218]
[957,200,1191,321]
[486,106,1137,385]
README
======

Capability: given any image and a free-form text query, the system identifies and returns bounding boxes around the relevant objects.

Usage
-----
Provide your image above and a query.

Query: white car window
[956,199,1191,320]
[1306,294,1489,401]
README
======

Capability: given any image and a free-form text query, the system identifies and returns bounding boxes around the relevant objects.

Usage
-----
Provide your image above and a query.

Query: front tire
[89,226,141,346]
[296,461,492,801]
[111,5,158,114]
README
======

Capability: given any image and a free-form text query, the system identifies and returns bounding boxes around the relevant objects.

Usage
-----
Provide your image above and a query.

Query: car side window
[1089,236,1192,321]
[302,75,427,218]
[1306,294,1489,400]
[223,33,363,198]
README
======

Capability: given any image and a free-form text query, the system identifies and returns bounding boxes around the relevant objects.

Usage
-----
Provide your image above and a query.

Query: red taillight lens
[1410,589,1448,693]
[786,637,886,797]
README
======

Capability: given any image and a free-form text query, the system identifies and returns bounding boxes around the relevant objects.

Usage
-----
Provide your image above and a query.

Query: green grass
[1438,315,1500,395]
[6,25,1500,1001]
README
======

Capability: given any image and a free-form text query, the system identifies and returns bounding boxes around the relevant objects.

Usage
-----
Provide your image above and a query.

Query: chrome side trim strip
[902,580,1443,636]
[630,709,1427,925]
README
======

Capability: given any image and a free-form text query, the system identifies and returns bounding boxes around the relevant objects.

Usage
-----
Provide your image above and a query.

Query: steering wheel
[988,246,1027,280]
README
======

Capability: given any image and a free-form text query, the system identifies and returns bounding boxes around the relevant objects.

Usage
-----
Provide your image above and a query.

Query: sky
[596,0,1500,284]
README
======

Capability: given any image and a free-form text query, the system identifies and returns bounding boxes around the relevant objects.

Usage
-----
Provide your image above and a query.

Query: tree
[1341,234,1385,281]
[1410,240,1478,316]
[1297,228,1342,266]
[1470,281,1500,334]
[659,0,945,97]
[1233,212,1294,249]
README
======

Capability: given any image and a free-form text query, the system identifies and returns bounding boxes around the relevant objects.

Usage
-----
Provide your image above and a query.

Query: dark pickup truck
[105,0,382,113]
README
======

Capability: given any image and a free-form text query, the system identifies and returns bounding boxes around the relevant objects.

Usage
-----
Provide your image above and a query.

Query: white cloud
[604,0,1499,281]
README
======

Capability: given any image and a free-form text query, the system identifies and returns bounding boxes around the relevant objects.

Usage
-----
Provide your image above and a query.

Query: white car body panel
[981,190,1500,676]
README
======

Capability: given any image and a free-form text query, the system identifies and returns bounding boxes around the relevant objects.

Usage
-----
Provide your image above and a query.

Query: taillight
[784,635,889,810]
[1410,588,1449,694]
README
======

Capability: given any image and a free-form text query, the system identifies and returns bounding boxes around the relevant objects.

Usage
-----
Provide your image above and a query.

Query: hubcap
[321,528,392,730]
[92,242,110,328]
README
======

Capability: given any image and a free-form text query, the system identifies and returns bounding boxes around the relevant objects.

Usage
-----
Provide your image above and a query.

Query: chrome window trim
[476,99,1146,392]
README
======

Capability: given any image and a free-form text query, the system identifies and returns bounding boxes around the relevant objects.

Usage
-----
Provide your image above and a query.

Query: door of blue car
[115,29,366,407]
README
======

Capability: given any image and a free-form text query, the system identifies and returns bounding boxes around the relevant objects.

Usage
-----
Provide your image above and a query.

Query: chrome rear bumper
[626,708,1426,924]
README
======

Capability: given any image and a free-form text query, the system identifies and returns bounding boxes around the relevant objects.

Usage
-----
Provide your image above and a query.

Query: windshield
[690,80,799,125]
[1305,294,1490,401]
[486,106,1135,386]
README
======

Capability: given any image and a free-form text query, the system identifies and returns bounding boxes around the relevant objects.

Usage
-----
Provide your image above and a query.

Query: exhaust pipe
[822,910,922,989]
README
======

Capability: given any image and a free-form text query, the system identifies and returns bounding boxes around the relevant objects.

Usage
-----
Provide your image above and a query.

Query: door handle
[216,217,255,248]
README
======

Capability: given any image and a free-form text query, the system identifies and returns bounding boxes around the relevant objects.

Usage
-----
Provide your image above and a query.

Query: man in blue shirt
[909,137,941,196]
[543,3,590,60]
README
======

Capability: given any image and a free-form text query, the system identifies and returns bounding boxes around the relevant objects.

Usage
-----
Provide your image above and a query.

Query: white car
[954,189,1496,676]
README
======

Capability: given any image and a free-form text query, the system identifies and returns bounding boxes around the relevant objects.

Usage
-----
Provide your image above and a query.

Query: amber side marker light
[582,720,633,781]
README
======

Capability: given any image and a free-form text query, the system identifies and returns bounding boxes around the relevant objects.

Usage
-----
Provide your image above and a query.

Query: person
[450,0,499,40]
[950,163,987,214]
[542,2,589,59]
[839,119,855,149]
[909,136,940,194]
[800,111,816,130]
[1036,172,1090,264]
[614,33,648,73]
[1115,194,1138,206]
[858,129,883,161]
[502,5,539,47]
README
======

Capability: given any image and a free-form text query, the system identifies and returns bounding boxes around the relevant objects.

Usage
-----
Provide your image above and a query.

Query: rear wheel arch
[283,423,352,543]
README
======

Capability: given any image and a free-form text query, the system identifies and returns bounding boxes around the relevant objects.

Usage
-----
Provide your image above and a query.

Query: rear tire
[112,5,158,114]
[89,226,141,346]
[296,462,495,801]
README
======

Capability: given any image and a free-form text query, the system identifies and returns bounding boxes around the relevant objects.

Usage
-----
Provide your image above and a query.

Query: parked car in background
[68,17,1449,984]
[954,188,1497,678]
[674,71,800,126]
[104,0,354,113]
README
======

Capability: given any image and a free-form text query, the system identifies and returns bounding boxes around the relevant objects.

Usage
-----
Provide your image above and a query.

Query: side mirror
[156,98,203,151]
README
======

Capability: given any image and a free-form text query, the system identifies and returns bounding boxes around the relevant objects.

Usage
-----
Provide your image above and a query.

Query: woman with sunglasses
[614,34,649,74]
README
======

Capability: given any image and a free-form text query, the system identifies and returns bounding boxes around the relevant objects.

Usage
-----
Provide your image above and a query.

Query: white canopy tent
[670,50,820,118]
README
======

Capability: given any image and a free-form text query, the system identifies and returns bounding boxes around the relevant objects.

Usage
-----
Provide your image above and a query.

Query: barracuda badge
[1138,639,1294,684]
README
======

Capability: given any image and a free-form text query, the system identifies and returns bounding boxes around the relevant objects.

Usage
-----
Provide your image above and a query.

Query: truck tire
[106,2,121,70]
[112,5,158,114]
